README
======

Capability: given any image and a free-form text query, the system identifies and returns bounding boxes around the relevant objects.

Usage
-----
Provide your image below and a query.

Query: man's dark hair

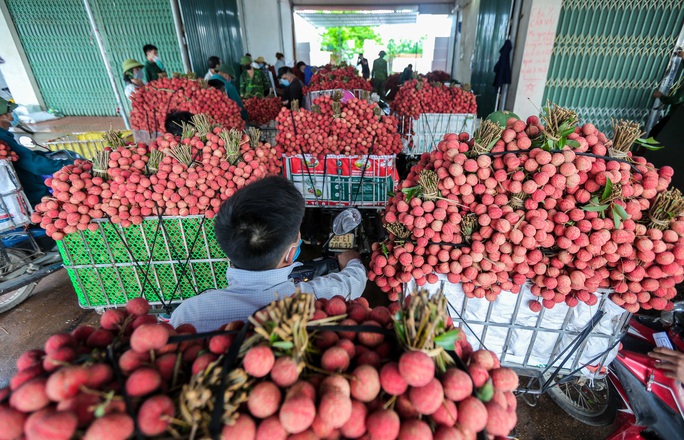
[214,176,305,270]
[143,44,158,55]
[245,53,252,58]
[296,61,306,70]
[207,79,225,91]
[165,111,194,136]
[276,52,284,59]
[408,64,413,68]
[208,56,221,69]
[278,66,293,78]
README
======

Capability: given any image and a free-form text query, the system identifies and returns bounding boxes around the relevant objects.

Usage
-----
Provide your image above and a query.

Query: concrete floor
[0,115,625,438]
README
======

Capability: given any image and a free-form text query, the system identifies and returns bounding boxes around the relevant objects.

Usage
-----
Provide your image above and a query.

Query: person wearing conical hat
[121,59,144,100]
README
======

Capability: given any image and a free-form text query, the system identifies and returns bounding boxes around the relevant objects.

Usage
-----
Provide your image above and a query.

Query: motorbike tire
[0,283,36,314]
[543,373,618,426]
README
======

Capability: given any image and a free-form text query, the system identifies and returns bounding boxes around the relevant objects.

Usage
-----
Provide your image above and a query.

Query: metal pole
[81,0,130,129]
[500,0,522,111]
[169,0,191,73]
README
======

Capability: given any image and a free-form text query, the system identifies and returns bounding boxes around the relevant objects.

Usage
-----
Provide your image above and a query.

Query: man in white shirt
[203,56,221,81]
[170,176,367,332]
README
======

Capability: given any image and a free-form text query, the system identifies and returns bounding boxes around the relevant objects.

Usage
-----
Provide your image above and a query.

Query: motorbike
[605,302,684,440]
[544,301,684,438]
[0,130,81,313]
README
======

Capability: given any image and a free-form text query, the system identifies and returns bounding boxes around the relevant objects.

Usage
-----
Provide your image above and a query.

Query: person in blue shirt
[211,64,248,121]
[170,176,366,332]
[0,98,73,207]
[296,61,314,85]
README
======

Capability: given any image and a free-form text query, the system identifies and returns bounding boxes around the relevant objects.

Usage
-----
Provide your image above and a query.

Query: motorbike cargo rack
[405,277,632,393]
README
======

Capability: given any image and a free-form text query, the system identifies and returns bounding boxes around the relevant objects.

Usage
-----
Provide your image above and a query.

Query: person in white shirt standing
[170,176,367,332]
[203,56,221,81]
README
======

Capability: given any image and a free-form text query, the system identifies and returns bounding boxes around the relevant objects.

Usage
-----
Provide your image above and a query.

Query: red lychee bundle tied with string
[370,104,683,312]
[0,140,19,161]
[304,65,373,93]
[275,92,403,157]
[129,76,245,133]
[32,116,282,240]
[2,287,519,439]
[244,96,283,126]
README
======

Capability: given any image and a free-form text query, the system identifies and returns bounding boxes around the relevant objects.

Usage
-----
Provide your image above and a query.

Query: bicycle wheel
[0,282,37,314]
[543,372,618,426]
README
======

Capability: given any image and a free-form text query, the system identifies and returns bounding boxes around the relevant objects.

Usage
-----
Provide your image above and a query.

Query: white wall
[454,0,479,84]
[0,1,44,111]
[508,0,563,118]
[241,0,295,66]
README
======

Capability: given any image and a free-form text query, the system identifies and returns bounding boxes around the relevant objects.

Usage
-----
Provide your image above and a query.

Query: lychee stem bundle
[102,129,127,149]
[609,119,643,159]
[395,289,455,372]
[246,291,314,361]
[648,188,684,230]
[178,360,251,437]
[472,119,504,155]
[541,103,578,140]
[92,149,110,179]
[247,127,261,149]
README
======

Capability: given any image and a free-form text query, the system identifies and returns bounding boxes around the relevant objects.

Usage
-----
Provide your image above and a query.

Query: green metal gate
[543,0,684,135]
[5,0,183,116]
[5,0,117,116]
[89,0,184,114]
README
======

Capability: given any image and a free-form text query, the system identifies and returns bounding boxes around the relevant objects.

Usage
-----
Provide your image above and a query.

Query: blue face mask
[280,79,290,87]
[10,112,20,127]
[292,239,302,262]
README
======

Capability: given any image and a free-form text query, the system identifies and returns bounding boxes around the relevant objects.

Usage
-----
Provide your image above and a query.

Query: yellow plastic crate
[45,131,133,159]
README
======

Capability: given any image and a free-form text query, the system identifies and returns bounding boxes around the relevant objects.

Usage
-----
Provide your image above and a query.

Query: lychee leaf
[602,177,613,201]
[582,204,608,212]
[476,379,494,402]
[434,328,460,350]
[612,209,621,229]
[566,139,580,149]
[381,243,389,258]
[94,404,106,418]
[272,341,294,350]
[614,204,629,220]
[401,185,422,202]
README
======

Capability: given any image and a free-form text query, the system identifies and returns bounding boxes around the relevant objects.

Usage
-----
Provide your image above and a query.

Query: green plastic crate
[56,216,229,309]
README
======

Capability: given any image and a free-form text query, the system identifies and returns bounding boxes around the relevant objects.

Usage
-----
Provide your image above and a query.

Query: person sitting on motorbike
[649,347,684,383]
[0,98,73,207]
[170,176,367,332]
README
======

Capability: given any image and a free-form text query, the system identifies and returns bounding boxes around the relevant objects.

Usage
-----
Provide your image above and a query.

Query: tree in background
[386,36,426,71]
[320,26,383,63]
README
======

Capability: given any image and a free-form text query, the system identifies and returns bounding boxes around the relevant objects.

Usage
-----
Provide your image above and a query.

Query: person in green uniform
[372,50,389,98]
[0,98,73,207]
[212,64,248,121]
[142,44,166,84]
[652,50,684,137]
[239,56,269,98]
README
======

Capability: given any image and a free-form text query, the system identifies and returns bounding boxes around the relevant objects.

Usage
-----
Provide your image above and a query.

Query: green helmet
[240,55,252,66]
[217,64,236,77]
[0,98,18,115]
[122,58,144,74]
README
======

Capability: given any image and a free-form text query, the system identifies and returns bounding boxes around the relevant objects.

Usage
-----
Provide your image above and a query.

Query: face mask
[280,79,290,87]
[292,239,302,261]
[259,63,265,68]
[134,70,143,80]
[152,55,160,63]
[10,112,19,127]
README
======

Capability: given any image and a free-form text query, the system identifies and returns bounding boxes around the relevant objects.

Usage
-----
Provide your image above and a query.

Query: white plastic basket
[0,160,33,233]
[399,113,478,156]
[406,275,630,379]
